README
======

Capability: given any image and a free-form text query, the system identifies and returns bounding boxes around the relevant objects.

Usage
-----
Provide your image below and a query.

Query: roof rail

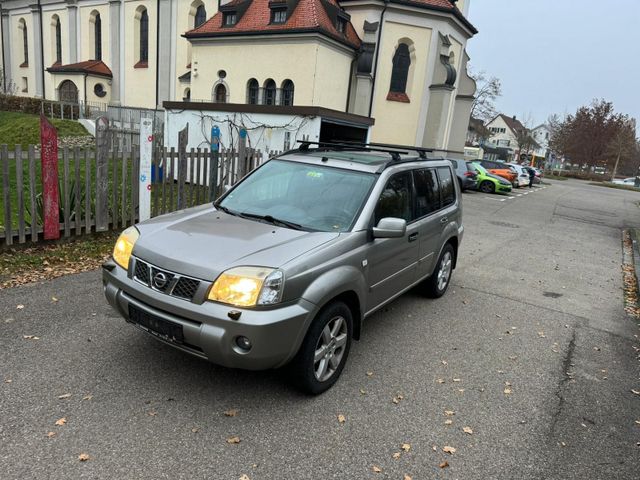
[296,140,408,162]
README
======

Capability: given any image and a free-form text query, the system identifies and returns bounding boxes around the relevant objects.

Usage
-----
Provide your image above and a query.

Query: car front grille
[133,258,203,302]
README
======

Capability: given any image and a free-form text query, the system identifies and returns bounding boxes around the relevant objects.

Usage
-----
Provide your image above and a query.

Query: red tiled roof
[186,0,361,49]
[47,60,113,78]
[498,114,526,134]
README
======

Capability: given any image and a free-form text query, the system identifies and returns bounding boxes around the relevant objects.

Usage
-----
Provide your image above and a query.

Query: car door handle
[408,232,419,242]
[440,217,449,224]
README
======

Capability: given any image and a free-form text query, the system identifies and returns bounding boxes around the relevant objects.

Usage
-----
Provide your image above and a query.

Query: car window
[220,160,376,232]
[437,167,456,207]
[374,171,414,224]
[450,159,458,169]
[414,168,440,217]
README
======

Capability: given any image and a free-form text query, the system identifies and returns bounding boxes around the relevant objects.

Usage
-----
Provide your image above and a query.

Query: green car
[471,162,513,194]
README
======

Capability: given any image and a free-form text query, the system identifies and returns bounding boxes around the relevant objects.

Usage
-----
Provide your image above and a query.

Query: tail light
[464,171,477,177]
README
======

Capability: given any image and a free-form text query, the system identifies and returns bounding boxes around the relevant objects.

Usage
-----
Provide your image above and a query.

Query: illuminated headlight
[208,267,284,307]
[113,226,140,270]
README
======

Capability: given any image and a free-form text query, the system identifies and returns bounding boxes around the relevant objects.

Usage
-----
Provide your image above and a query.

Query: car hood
[133,205,340,280]
[487,173,511,185]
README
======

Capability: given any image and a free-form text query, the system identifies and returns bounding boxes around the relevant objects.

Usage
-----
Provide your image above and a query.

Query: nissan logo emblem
[153,272,168,289]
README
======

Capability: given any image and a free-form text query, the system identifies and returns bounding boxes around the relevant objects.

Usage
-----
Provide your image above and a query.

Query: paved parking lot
[1,179,639,479]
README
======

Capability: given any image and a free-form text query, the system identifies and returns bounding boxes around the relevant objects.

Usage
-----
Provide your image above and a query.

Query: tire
[424,244,455,298]
[290,301,353,395]
[479,180,495,194]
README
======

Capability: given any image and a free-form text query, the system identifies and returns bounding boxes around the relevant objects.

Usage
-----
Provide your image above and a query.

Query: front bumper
[102,260,316,370]
[496,184,512,193]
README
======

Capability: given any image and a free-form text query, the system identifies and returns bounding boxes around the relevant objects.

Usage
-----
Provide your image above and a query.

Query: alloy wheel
[437,251,453,291]
[314,316,348,382]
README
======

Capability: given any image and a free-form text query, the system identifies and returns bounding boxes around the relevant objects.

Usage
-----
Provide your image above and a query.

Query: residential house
[485,113,525,161]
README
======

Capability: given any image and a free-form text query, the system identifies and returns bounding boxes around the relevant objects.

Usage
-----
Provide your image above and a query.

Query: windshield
[472,163,488,175]
[218,160,377,232]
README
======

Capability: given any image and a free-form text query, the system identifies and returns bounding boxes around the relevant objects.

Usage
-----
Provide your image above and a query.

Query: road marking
[517,194,523,197]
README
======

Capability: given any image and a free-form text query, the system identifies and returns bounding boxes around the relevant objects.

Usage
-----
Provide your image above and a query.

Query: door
[58,80,78,103]
[366,171,419,312]
[413,167,444,279]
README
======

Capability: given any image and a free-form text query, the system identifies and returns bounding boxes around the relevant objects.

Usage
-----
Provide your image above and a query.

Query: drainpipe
[1,12,6,94]
[38,0,46,100]
[154,0,160,108]
[368,0,389,118]
[345,57,356,112]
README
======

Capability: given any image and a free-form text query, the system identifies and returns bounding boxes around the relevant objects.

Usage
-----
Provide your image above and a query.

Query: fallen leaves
[224,409,238,417]
[82,395,93,401]
[23,335,40,340]
[463,426,473,435]
[54,418,67,426]
[631,389,640,396]
[372,466,382,473]
[46,431,56,438]
[359,389,367,395]
[444,420,453,425]
[4,378,12,383]
[444,410,455,416]
[401,443,411,452]
[538,331,546,338]
[58,393,72,400]
[392,394,404,405]
[191,427,199,433]
[442,446,456,455]
[78,453,90,462]
[16,304,24,310]
[239,475,250,480]
[404,475,412,480]
[366,371,374,377]
[392,452,401,460]
[226,436,241,444]
[504,388,512,395]
[439,461,450,469]
[436,378,445,384]
[147,410,158,417]
[337,414,346,424]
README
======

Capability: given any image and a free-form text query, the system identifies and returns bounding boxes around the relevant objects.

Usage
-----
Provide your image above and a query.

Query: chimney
[512,115,516,121]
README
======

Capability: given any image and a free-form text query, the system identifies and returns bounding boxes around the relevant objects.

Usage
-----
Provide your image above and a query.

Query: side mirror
[373,217,407,239]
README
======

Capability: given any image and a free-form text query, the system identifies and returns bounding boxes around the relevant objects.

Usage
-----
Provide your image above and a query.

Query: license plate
[128,305,184,344]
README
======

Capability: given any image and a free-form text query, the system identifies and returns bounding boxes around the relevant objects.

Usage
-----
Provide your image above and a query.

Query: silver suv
[103,144,463,394]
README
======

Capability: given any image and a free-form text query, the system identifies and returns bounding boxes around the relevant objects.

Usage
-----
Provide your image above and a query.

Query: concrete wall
[164,107,322,153]
[123,1,157,108]
[9,11,35,97]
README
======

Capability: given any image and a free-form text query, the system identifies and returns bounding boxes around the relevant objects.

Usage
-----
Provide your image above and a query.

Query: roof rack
[296,140,408,162]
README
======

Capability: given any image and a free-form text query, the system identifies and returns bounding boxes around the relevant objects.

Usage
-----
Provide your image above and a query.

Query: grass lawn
[0,110,89,149]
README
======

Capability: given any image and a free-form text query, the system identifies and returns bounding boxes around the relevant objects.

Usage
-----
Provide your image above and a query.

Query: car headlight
[208,266,284,307]
[113,226,140,270]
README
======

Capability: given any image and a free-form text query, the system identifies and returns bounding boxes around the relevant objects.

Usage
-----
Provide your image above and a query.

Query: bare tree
[469,70,502,122]
[608,118,637,181]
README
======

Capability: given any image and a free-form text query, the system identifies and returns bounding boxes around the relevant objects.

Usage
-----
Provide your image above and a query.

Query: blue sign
[211,125,221,152]
[239,128,247,139]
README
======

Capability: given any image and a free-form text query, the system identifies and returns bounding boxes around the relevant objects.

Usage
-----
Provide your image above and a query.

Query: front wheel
[290,301,352,395]
[479,180,495,193]
[423,244,455,298]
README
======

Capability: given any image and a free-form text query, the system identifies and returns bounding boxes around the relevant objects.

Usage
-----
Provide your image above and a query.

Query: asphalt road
[1,179,639,479]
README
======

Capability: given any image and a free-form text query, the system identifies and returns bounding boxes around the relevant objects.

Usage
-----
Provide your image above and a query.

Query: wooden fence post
[177,124,188,210]
[28,146,38,242]
[1,145,12,246]
[95,116,110,231]
[15,146,25,244]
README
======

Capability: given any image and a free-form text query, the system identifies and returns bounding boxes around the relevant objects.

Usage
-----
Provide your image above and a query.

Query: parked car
[478,160,517,185]
[103,144,463,394]
[612,177,638,186]
[471,162,513,194]
[506,163,530,188]
[524,166,542,185]
[450,158,478,191]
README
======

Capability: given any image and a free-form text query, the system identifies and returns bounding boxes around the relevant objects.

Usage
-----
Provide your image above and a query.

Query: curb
[622,229,640,317]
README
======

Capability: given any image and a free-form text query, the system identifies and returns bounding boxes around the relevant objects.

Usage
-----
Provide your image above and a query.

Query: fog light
[236,336,252,351]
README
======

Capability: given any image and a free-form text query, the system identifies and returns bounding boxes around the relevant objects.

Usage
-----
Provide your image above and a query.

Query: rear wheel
[479,180,495,193]
[290,301,352,395]
[424,244,455,298]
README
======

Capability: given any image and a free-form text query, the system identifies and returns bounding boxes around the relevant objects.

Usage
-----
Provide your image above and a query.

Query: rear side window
[437,166,456,207]
[374,171,414,224]
[450,159,458,168]
[414,168,440,217]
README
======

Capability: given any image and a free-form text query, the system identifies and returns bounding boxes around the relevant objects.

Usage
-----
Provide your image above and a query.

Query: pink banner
[40,115,60,240]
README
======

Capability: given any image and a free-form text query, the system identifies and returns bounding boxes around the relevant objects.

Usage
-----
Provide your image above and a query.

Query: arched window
[214,84,227,103]
[94,13,102,60]
[139,8,149,63]
[59,80,79,103]
[389,43,411,94]
[52,16,62,64]
[183,88,191,101]
[263,79,276,106]
[19,19,28,65]
[280,79,294,106]
[194,4,207,27]
[247,79,259,104]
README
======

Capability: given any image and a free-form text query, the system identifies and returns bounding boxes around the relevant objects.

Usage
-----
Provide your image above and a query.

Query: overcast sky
[466,0,640,130]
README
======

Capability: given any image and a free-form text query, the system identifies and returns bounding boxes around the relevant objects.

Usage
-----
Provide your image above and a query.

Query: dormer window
[223,12,237,26]
[336,17,346,34]
[271,8,287,24]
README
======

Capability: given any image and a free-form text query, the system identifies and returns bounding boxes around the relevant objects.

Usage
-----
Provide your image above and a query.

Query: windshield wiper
[239,212,305,231]
[215,204,240,217]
